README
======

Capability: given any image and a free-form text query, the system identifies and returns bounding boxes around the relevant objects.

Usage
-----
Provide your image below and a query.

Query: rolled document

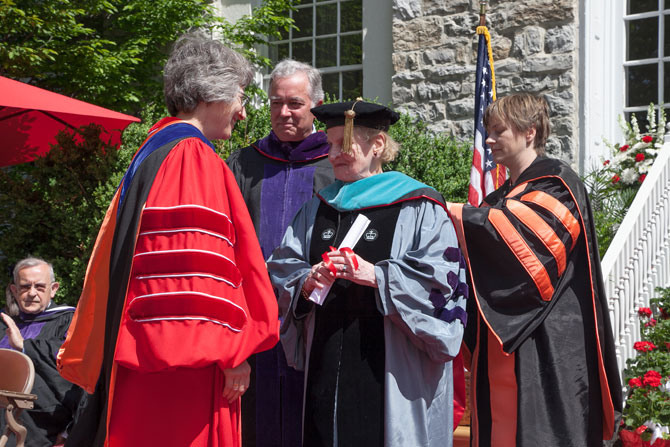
[308,213,371,305]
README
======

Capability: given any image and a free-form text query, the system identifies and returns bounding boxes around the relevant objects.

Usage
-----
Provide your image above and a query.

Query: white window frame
[580,0,626,172]
[582,0,669,174]
[622,1,669,117]
[269,0,364,100]
[214,0,391,104]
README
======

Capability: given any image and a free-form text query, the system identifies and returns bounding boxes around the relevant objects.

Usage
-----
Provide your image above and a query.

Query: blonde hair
[355,127,400,164]
[483,93,550,156]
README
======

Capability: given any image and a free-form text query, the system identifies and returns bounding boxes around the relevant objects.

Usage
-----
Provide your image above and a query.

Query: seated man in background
[1,257,82,447]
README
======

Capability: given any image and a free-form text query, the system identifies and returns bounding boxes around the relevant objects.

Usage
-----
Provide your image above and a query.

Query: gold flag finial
[342,98,363,155]
[479,0,488,26]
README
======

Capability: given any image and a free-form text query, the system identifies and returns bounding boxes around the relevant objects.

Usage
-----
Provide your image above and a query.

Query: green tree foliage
[387,113,471,203]
[0,0,295,113]
[0,124,133,303]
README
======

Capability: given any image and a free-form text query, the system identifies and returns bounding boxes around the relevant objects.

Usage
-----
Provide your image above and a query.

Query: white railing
[601,136,670,377]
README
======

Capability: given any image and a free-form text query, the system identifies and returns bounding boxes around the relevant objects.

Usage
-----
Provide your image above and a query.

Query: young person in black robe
[447,93,622,446]
[1,257,82,447]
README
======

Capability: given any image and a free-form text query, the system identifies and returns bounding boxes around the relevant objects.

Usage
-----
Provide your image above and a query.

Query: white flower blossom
[614,151,628,163]
[643,420,669,445]
[639,158,655,173]
[622,167,639,184]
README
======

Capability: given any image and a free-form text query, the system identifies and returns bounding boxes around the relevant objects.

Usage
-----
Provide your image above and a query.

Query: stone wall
[391,0,579,162]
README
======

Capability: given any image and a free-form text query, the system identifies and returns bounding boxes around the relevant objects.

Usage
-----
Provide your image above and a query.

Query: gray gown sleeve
[375,200,467,364]
[266,197,321,371]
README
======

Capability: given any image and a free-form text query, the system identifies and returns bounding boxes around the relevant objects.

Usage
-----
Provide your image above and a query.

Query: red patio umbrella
[0,75,140,167]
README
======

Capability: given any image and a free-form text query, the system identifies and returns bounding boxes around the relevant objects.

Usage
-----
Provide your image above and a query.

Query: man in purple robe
[227,60,334,447]
[1,257,82,447]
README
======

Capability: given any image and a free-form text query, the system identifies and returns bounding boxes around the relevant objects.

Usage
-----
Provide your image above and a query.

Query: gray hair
[13,257,55,284]
[9,257,55,316]
[269,59,324,106]
[164,32,254,116]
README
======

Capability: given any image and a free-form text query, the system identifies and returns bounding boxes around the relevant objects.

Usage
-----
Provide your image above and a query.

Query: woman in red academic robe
[57,33,279,447]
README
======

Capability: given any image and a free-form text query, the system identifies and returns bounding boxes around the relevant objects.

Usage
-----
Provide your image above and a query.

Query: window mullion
[337,0,342,99]
[312,4,316,67]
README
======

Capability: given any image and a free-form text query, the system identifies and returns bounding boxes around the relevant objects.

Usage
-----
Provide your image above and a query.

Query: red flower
[628,377,643,388]
[634,341,657,352]
[638,307,652,317]
[642,135,653,143]
[603,160,610,166]
[612,174,621,183]
[635,153,645,162]
[639,174,647,183]
[645,318,657,327]
[643,370,662,387]
[620,144,630,152]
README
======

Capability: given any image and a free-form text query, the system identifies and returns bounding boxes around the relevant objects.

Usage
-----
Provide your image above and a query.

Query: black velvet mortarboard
[311,101,400,131]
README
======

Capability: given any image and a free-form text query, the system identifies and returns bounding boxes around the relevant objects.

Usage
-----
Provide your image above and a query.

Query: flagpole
[479,0,487,27]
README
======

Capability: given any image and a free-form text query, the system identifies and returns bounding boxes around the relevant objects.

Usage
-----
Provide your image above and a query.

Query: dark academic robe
[448,157,623,447]
[227,130,333,447]
[0,304,82,447]
[57,118,279,447]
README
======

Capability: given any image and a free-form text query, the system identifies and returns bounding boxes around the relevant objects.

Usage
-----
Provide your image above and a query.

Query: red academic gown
[58,118,279,447]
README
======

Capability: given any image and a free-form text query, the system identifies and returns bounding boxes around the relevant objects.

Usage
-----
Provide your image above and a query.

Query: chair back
[0,348,35,406]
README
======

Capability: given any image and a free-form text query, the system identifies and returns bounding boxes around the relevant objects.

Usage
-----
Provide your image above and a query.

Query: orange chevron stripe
[520,191,580,250]
[507,200,567,277]
[488,209,554,301]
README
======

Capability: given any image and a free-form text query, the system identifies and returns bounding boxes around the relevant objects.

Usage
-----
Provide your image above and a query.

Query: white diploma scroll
[308,213,371,306]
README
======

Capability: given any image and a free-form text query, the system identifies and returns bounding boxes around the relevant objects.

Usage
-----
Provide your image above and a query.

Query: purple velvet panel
[436,306,468,326]
[259,164,316,259]
[256,344,304,447]
[444,246,461,263]
[0,320,47,349]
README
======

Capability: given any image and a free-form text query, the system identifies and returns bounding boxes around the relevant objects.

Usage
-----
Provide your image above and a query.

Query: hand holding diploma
[302,214,374,305]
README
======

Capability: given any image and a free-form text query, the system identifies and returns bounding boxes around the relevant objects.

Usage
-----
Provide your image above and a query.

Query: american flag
[468,26,506,206]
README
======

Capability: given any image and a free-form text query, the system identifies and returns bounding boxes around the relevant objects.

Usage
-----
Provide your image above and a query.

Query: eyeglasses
[239,91,251,107]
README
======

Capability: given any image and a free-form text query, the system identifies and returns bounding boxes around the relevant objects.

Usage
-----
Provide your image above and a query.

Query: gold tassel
[342,98,363,155]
